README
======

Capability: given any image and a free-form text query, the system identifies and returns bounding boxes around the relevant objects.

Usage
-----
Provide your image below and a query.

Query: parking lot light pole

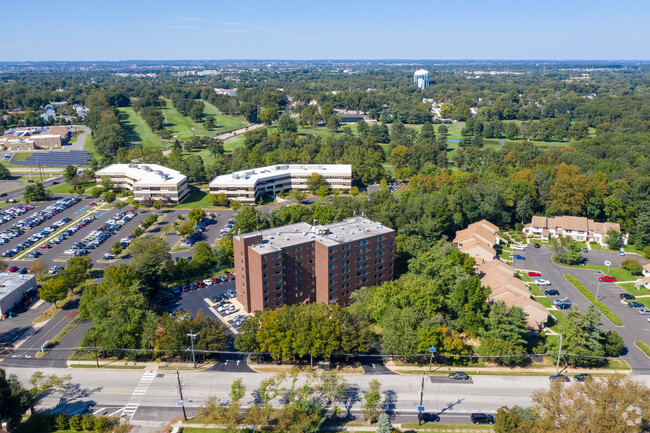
[596,279,602,301]
[187,333,199,368]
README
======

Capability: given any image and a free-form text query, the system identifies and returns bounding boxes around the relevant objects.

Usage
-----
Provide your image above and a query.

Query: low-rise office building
[233,217,394,313]
[209,164,352,203]
[95,164,190,204]
[0,126,70,151]
[0,273,37,317]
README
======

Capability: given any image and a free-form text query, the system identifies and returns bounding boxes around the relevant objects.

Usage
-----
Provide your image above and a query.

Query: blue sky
[3,0,649,61]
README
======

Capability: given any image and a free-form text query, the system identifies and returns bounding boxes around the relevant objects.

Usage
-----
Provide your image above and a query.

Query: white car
[203,279,213,286]
[64,249,75,255]
[604,261,612,267]
[535,279,551,286]
[512,245,526,251]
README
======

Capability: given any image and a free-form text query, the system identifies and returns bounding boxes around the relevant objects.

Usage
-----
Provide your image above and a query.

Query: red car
[226,273,235,280]
[528,271,541,277]
[88,202,97,206]
[196,280,205,288]
[40,243,51,249]
[599,276,617,282]
[7,266,19,273]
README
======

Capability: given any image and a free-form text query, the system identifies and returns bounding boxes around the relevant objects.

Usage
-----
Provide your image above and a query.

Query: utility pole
[596,279,601,302]
[176,368,187,421]
[555,334,563,375]
[187,333,199,368]
[429,347,436,372]
[418,372,425,425]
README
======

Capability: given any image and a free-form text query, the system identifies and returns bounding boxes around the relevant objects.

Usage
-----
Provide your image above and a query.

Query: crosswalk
[121,370,157,418]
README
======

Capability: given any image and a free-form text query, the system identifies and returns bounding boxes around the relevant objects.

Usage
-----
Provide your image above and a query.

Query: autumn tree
[548,164,592,215]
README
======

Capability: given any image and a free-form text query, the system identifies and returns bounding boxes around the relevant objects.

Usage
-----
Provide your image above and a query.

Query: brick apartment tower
[233,217,395,313]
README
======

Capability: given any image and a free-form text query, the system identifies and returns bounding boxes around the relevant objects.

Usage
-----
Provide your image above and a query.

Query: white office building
[0,273,37,317]
[95,164,190,204]
[209,164,352,203]
[414,69,429,89]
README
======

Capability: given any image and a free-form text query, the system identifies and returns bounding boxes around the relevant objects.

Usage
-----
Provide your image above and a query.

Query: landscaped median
[564,274,624,326]
[636,341,650,359]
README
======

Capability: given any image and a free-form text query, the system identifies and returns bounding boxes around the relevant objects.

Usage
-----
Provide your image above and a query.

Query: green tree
[258,107,279,127]
[306,173,327,193]
[128,236,171,287]
[0,368,31,428]
[315,185,329,198]
[188,208,205,225]
[350,186,360,196]
[210,193,229,206]
[326,115,339,133]
[290,189,307,202]
[100,175,114,191]
[477,302,528,365]
[376,412,393,433]
[39,277,68,306]
[621,258,643,275]
[230,378,246,403]
[568,121,589,141]
[23,181,48,203]
[103,191,116,204]
[606,228,621,250]
[0,164,10,180]
[177,220,195,239]
[191,241,216,269]
[63,165,77,182]
[204,115,216,130]
[278,113,298,134]
[361,379,382,425]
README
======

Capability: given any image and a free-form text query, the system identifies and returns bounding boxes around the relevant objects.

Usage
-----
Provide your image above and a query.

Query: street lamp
[187,333,199,368]
[596,279,602,302]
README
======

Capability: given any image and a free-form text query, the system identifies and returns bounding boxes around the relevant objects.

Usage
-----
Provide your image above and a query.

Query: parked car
[619,250,625,256]
[40,243,51,249]
[599,276,617,282]
[226,289,237,298]
[203,279,213,286]
[448,372,469,380]
[604,260,612,267]
[534,243,540,248]
[470,413,494,425]
[513,255,525,260]
[535,279,551,286]
[19,268,28,274]
[583,248,588,253]
[556,302,572,310]
[620,293,635,300]
[512,245,525,251]
[544,289,560,296]
[7,265,18,272]
[418,413,440,423]
[638,309,650,315]
[528,271,541,277]
[549,375,570,382]
[226,273,235,280]
[574,374,592,382]
[628,302,644,308]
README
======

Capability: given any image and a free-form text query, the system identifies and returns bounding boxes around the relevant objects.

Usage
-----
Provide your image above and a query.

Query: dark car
[513,254,525,260]
[574,374,592,382]
[549,375,570,382]
[418,413,440,423]
[19,268,28,274]
[620,293,635,300]
[534,243,540,248]
[628,302,644,308]
[449,372,469,380]
[471,413,494,425]
[544,289,560,296]
[556,302,571,310]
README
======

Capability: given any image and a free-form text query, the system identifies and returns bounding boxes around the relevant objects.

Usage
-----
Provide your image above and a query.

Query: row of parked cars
[2,216,74,257]
[63,211,138,256]
[0,204,34,224]
[180,215,217,248]
[215,218,235,243]
[172,274,236,294]
[14,197,80,231]
[417,412,495,425]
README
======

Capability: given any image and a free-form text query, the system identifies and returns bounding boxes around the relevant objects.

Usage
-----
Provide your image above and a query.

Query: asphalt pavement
[514,245,650,373]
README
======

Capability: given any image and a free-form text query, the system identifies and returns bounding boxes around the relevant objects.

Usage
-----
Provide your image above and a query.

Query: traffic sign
[429,347,436,353]
[418,406,425,412]
[176,400,184,407]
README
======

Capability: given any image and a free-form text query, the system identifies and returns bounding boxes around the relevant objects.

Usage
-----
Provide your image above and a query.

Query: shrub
[82,413,95,431]
[93,416,110,432]
[621,258,643,275]
[69,414,83,430]
[55,413,70,430]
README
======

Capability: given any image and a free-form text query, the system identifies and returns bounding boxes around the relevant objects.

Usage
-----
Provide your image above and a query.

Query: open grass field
[10,152,33,162]
[172,185,212,209]
[118,107,164,147]
[202,100,246,131]
[46,182,72,194]
[162,98,206,140]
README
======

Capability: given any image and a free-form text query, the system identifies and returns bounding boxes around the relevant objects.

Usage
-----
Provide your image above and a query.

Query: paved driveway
[515,245,650,373]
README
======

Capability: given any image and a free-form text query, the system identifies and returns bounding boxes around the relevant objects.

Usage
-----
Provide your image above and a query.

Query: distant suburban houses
[0,126,70,151]
[523,215,625,247]
[642,263,650,289]
[454,219,548,331]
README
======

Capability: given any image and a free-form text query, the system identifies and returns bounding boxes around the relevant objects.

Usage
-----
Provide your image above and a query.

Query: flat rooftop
[237,217,394,253]
[96,164,186,186]
[0,273,36,302]
[209,164,351,187]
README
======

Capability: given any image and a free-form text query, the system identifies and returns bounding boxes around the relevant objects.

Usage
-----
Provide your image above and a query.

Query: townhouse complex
[454,220,548,331]
[233,217,394,313]
[523,215,625,247]
[95,164,190,204]
[209,164,352,203]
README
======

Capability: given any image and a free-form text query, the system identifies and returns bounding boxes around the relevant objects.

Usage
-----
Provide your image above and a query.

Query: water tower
[414,69,429,89]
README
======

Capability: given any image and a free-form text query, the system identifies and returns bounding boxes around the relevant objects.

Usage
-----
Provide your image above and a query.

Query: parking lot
[514,244,650,372]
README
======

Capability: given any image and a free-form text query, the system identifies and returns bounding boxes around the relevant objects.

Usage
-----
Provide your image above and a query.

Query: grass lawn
[83,133,94,153]
[618,282,649,297]
[46,182,72,194]
[118,107,164,147]
[637,341,650,359]
[553,259,636,282]
[172,186,212,209]
[10,152,33,162]
[589,242,602,250]
[623,243,647,256]
[202,100,246,132]
[564,274,624,326]
[181,428,239,433]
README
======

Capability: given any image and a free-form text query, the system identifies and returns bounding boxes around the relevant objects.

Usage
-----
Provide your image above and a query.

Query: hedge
[564,274,624,326]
